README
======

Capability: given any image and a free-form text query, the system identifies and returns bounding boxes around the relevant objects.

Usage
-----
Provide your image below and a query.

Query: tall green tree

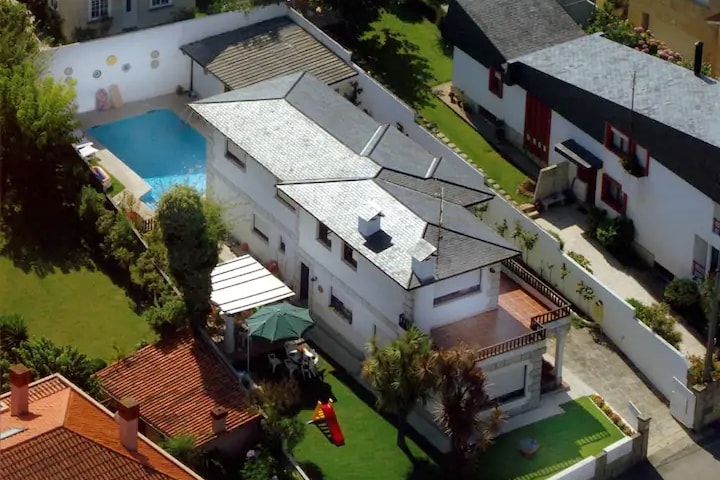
[156,186,226,322]
[18,0,66,45]
[433,346,504,478]
[361,326,436,448]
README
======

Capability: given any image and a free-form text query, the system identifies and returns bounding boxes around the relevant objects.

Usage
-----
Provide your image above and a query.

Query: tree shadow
[404,456,445,480]
[435,35,453,59]
[299,461,325,480]
[354,28,434,109]
[392,0,434,24]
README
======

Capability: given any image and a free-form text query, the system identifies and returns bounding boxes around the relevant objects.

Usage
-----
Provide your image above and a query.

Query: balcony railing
[477,319,547,361]
[502,258,571,326]
[693,261,706,280]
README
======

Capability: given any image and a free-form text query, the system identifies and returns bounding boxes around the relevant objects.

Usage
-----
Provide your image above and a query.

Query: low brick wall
[692,379,720,431]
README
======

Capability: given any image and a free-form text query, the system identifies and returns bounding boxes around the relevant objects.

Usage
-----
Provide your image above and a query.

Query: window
[433,284,482,307]
[604,123,649,175]
[126,0,131,12]
[713,218,720,236]
[342,242,357,270]
[641,12,650,30]
[150,0,172,7]
[225,140,246,170]
[279,236,286,253]
[275,190,295,212]
[488,67,503,98]
[601,174,627,214]
[252,214,269,242]
[330,289,353,324]
[89,0,109,20]
[317,221,331,248]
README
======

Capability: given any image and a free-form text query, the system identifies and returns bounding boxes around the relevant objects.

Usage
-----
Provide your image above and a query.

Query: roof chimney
[116,398,140,451]
[9,364,31,417]
[211,406,229,435]
[410,239,437,283]
[694,41,704,76]
[358,201,384,238]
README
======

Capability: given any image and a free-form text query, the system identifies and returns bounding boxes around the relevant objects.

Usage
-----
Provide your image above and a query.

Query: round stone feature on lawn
[519,438,540,457]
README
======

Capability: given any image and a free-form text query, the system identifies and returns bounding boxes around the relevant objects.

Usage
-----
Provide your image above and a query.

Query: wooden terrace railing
[502,258,571,326]
[477,319,547,361]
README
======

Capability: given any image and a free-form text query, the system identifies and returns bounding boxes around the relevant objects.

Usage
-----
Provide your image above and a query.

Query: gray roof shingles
[514,33,720,150]
[454,0,584,60]
[180,17,357,90]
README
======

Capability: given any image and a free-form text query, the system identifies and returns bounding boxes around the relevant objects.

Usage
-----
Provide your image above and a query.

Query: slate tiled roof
[449,0,584,60]
[98,333,259,447]
[514,33,720,151]
[376,169,493,207]
[0,376,200,480]
[180,17,356,90]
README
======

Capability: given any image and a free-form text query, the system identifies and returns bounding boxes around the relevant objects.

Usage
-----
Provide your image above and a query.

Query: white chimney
[358,201,384,238]
[9,364,31,417]
[117,398,140,451]
[410,239,437,283]
[211,406,229,435]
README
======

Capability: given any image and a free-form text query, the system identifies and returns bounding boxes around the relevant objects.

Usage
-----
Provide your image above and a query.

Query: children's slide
[320,403,345,446]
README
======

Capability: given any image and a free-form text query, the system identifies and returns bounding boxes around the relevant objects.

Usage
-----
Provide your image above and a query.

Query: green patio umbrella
[246,302,314,342]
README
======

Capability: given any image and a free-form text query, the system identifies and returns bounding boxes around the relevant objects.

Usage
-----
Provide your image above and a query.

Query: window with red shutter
[488,67,503,98]
[600,173,627,214]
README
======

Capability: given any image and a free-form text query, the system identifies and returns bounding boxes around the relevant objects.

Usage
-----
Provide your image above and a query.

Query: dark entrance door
[299,263,310,303]
[576,167,598,205]
[524,94,552,165]
[711,247,719,273]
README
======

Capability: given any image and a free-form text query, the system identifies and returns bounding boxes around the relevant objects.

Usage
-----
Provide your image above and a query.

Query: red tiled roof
[707,12,720,23]
[98,332,259,446]
[0,376,201,480]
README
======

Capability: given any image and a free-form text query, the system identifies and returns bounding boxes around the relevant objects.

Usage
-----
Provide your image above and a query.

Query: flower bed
[590,394,634,436]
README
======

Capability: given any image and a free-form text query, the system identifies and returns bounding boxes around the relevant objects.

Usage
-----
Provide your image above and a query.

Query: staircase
[520,203,540,219]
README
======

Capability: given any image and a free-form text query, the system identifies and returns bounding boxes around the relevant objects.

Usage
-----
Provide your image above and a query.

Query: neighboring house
[180,16,357,100]
[190,71,571,415]
[98,332,261,454]
[55,0,196,42]
[627,0,720,70]
[0,364,204,480]
[447,0,720,282]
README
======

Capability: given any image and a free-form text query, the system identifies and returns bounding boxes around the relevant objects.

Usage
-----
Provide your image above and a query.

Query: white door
[670,376,696,429]
[122,0,138,30]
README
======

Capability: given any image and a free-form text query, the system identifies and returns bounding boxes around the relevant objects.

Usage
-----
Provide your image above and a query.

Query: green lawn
[89,158,125,195]
[477,397,626,480]
[355,5,531,202]
[0,255,154,360]
[293,358,441,480]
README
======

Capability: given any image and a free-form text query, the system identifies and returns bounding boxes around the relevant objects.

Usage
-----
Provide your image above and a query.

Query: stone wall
[692,379,720,431]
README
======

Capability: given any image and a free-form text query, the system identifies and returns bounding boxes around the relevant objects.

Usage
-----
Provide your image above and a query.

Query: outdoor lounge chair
[267,353,282,374]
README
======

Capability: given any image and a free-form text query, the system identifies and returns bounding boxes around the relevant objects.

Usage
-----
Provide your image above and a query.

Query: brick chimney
[117,398,140,451]
[211,406,228,435]
[9,364,31,417]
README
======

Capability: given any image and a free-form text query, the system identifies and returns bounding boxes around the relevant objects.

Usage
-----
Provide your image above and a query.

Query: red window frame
[488,67,503,98]
[601,173,627,214]
[604,123,650,175]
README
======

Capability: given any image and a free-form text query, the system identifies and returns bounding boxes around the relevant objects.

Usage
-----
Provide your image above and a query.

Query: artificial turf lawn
[0,255,154,361]
[477,396,626,480]
[359,5,531,203]
[292,358,440,480]
[89,158,125,195]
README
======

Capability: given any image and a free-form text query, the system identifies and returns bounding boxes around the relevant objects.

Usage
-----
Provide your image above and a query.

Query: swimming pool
[87,109,206,209]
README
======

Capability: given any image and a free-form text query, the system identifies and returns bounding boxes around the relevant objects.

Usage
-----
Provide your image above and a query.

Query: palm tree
[433,346,505,478]
[361,326,437,448]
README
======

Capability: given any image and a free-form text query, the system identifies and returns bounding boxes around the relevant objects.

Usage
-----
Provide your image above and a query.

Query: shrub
[142,291,188,336]
[595,216,635,251]
[240,448,286,480]
[587,206,608,236]
[162,434,198,466]
[688,353,720,386]
[567,251,592,273]
[628,299,681,349]
[254,377,301,416]
[548,230,564,251]
[664,278,701,311]
[261,409,306,455]
[0,313,28,351]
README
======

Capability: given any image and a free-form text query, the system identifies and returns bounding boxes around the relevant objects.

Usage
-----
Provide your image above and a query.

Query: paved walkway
[546,327,690,455]
[536,206,706,358]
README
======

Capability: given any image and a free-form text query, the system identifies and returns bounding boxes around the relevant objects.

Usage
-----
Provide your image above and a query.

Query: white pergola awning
[211,255,294,314]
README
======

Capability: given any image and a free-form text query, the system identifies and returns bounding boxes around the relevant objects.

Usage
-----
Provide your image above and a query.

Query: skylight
[0,427,27,440]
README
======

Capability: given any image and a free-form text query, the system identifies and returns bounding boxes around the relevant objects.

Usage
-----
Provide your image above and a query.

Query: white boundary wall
[547,436,634,480]
[49,6,288,113]
[483,198,689,400]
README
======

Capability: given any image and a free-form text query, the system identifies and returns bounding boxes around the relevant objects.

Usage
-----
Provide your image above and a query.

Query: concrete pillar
[634,414,652,461]
[594,450,608,480]
[224,313,235,354]
[555,328,567,388]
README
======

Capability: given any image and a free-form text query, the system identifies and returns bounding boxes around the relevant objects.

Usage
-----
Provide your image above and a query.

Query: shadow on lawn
[355,28,435,109]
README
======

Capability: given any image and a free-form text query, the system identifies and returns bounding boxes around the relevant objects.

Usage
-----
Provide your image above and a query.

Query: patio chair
[301,364,315,380]
[267,353,282,374]
[285,358,299,377]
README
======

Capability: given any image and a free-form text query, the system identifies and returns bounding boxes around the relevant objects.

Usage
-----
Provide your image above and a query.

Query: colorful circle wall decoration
[150,50,160,59]
[92,69,102,79]
[122,63,131,72]
[106,55,117,66]
[151,60,159,69]
[64,67,73,76]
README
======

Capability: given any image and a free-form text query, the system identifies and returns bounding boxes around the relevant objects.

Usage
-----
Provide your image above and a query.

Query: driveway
[546,327,690,456]
[536,206,706,358]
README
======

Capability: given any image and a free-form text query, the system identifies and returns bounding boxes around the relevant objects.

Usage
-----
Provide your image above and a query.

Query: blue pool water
[87,109,206,209]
